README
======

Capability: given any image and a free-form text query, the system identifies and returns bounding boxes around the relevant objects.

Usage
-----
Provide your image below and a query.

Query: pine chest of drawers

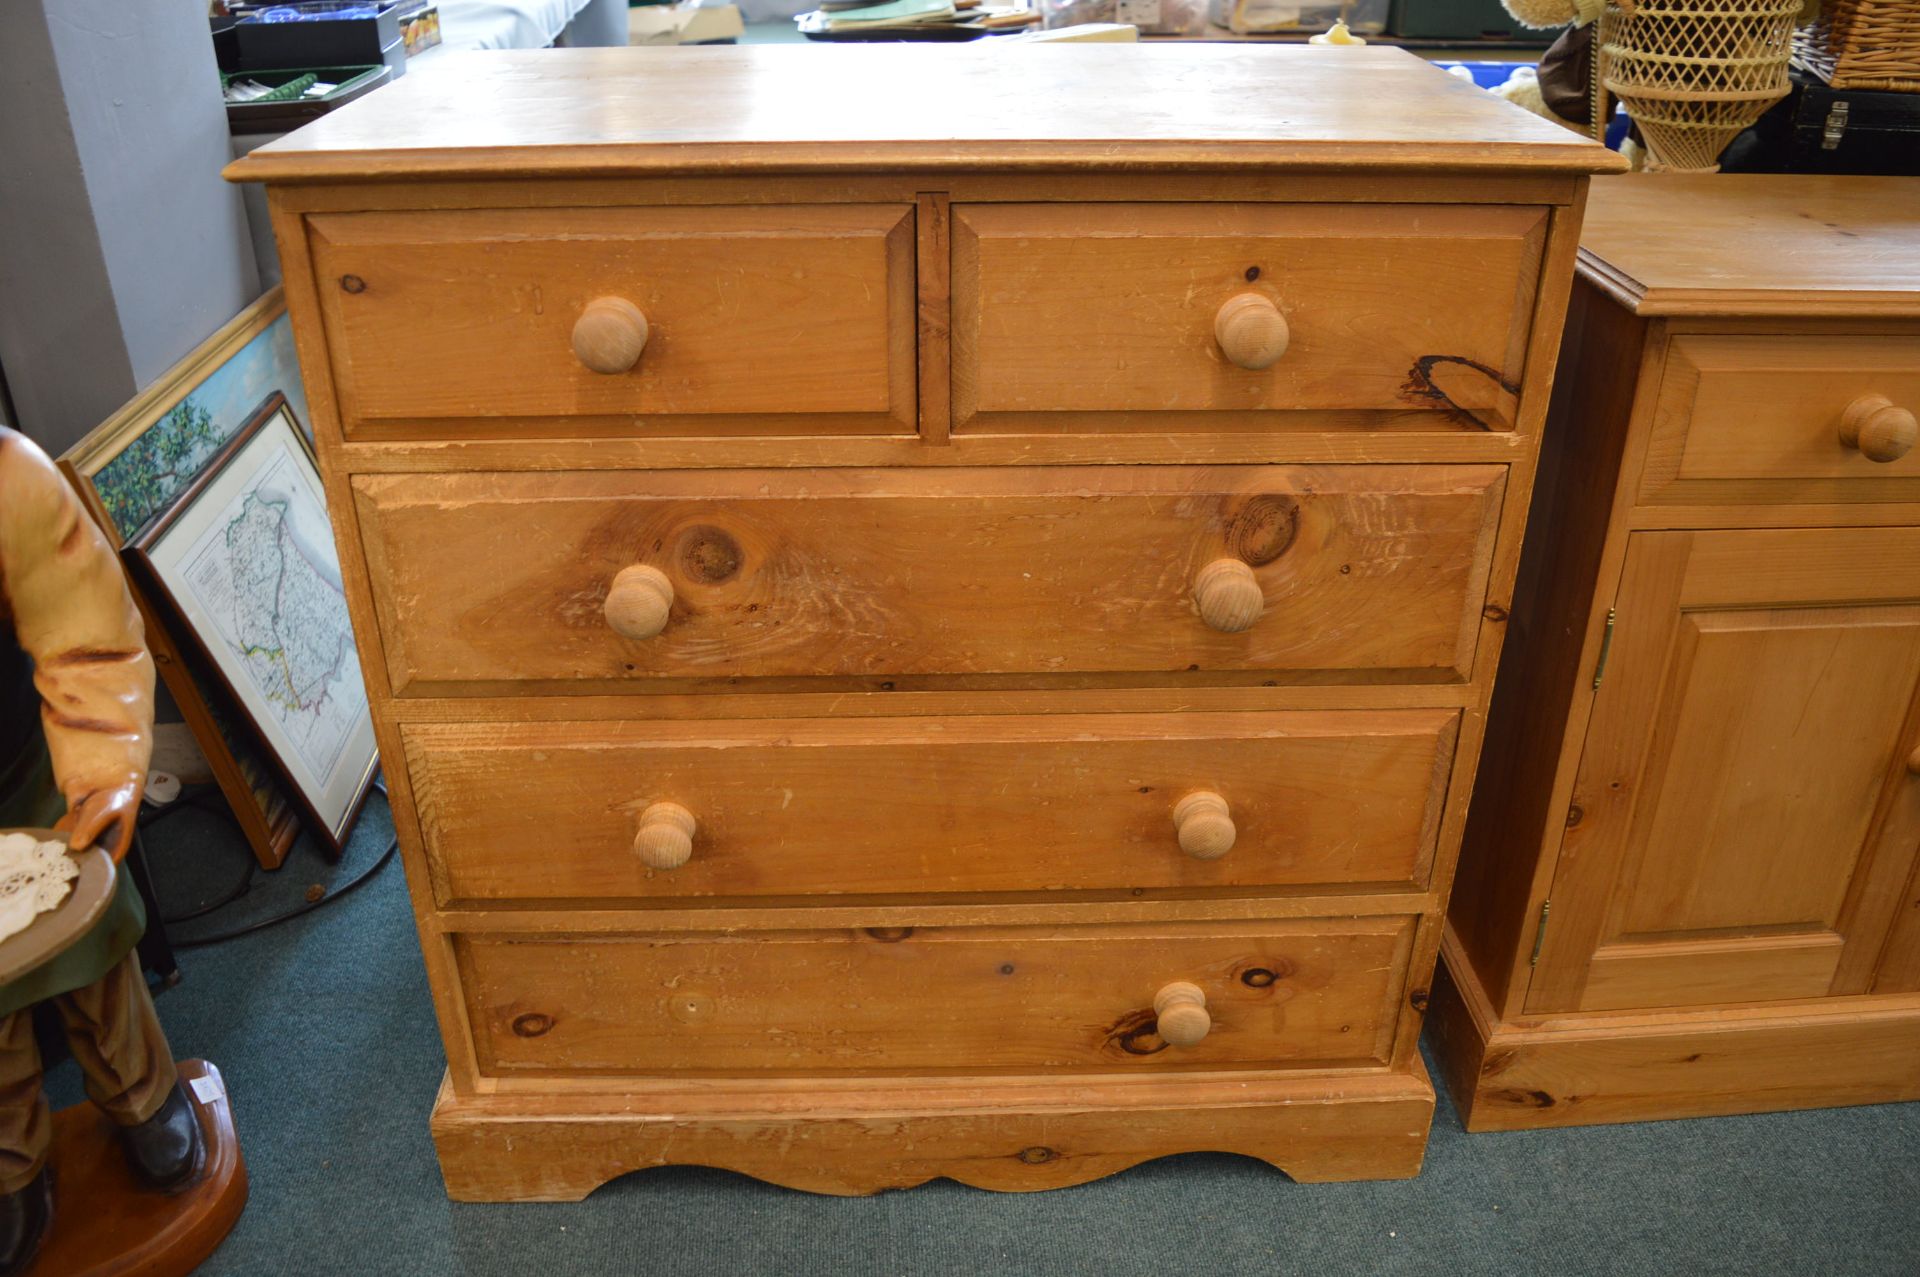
[230,44,1620,1200]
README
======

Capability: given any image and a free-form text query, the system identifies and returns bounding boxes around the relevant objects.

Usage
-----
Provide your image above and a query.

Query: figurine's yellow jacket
[0,427,154,1014]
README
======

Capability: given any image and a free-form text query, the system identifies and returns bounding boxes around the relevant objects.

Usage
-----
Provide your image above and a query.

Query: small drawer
[305,205,916,436]
[352,464,1506,694]
[1640,334,1920,505]
[457,916,1416,1077]
[405,709,1460,905]
[950,203,1548,433]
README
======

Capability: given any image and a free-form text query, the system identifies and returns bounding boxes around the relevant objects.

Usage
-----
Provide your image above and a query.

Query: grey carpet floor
[42,790,1919,1277]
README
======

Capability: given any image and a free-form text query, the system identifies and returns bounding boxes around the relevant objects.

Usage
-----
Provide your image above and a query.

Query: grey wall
[0,0,259,456]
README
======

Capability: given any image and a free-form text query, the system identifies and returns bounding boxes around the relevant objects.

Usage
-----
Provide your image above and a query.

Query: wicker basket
[1794,0,1920,92]
[1600,0,1802,172]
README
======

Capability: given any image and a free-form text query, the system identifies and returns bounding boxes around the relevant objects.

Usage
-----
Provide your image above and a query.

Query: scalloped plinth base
[430,1062,1435,1201]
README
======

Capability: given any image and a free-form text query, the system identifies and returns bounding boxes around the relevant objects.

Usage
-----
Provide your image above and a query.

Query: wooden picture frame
[123,393,378,856]
[63,288,311,867]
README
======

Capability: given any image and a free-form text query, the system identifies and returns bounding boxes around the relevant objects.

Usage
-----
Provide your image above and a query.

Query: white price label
[1117,0,1163,25]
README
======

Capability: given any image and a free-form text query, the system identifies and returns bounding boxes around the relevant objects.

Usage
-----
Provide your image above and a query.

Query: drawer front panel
[1642,334,1920,504]
[353,464,1506,693]
[307,205,916,434]
[459,917,1416,1076]
[406,709,1460,904]
[951,203,1547,432]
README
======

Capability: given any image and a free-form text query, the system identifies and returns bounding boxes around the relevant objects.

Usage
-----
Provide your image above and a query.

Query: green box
[1388,0,1530,39]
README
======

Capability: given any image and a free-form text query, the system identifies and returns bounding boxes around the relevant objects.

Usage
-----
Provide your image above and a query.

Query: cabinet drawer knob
[1840,394,1918,463]
[1153,981,1211,1048]
[572,296,650,374]
[604,565,674,641]
[1172,791,1236,860]
[1193,558,1264,633]
[633,801,697,870]
[1214,292,1290,371]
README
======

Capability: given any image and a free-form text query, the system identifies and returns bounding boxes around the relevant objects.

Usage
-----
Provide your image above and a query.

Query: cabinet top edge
[224,45,1626,186]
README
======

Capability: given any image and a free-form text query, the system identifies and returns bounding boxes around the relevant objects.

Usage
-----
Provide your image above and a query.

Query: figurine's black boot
[118,1082,202,1192]
[0,1166,52,1277]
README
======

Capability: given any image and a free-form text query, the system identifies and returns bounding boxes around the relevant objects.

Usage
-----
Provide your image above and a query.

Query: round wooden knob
[1840,395,1918,463]
[633,802,696,870]
[1153,981,1211,1048]
[604,565,673,641]
[1907,744,1920,776]
[572,296,650,374]
[1172,792,1236,860]
[1214,293,1290,371]
[1193,558,1263,633]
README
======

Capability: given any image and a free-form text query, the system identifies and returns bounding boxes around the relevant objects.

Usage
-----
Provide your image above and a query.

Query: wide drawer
[405,709,1460,905]
[1641,334,1920,504]
[457,916,1416,1076]
[353,464,1506,694]
[951,203,1548,432]
[305,205,916,436]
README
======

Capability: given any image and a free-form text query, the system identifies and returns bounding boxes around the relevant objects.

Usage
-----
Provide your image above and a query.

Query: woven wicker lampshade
[1600,0,1802,172]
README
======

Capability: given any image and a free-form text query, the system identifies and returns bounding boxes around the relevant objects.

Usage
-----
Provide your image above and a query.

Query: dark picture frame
[124,392,377,855]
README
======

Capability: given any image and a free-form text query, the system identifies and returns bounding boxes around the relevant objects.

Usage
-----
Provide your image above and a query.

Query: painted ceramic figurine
[0,426,201,1275]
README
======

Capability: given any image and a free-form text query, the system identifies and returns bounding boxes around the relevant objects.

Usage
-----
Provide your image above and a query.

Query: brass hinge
[1529,899,1552,966]
[1591,608,1617,690]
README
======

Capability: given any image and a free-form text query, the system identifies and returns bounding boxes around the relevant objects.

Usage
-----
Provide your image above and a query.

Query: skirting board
[430,1061,1436,1201]
[1429,935,1920,1132]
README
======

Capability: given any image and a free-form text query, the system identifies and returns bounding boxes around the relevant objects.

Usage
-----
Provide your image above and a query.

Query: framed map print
[127,392,377,853]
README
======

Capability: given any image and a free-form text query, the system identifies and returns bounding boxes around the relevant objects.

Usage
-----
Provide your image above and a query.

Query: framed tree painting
[62,288,321,867]
[125,393,377,855]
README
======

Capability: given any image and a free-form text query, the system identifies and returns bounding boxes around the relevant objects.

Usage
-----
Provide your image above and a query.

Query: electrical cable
[172,831,398,948]
[148,779,398,948]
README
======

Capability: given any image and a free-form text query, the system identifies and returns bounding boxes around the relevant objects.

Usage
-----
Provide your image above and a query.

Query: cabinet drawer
[458,917,1416,1076]
[353,464,1506,694]
[406,709,1460,905]
[951,203,1547,433]
[306,205,916,436]
[1641,334,1920,505]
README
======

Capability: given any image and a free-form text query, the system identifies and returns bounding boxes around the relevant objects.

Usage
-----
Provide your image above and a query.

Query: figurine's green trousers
[0,953,177,1194]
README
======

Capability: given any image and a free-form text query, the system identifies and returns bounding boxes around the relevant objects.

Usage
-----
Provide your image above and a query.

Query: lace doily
[0,833,79,943]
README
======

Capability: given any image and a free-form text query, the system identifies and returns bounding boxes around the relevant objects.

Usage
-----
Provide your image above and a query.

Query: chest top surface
[1577,173,1920,318]
[224,44,1621,184]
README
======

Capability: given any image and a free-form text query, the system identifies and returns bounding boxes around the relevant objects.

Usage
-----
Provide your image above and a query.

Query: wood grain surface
[308,205,915,435]
[952,203,1543,430]
[224,45,1623,184]
[351,464,1506,693]
[1577,175,1920,318]
[404,709,1459,904]
[457,916,1416,1076]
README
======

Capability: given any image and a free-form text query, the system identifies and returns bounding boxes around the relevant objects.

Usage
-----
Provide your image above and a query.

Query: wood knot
[1103,1008,1167,1056]
[678,525,743,583]
[1566,804,1584,828]
[1226,495,1300,566]
[1016,1146,1057,1165]
[1482,603,1509,623]
[1236,958,1293,988]
[339,274,366,294]
[511,1013,555,1039]
[863,927,914,943]
[1409,988,1430,1013]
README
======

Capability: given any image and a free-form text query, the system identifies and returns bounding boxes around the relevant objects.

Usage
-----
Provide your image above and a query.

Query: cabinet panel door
[1527,528,1920,1014]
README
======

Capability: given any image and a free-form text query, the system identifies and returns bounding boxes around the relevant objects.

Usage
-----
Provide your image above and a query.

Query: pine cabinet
[1432,175,1920,1129]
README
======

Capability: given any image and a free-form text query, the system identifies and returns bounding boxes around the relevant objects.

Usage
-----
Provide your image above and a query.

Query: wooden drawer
[353,464,1506,694]
[1641,334,1920,505]
[950,203,1547,433]
[405,709,1460,905]
[306,205,916,436]
[458,916,1416,1076]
